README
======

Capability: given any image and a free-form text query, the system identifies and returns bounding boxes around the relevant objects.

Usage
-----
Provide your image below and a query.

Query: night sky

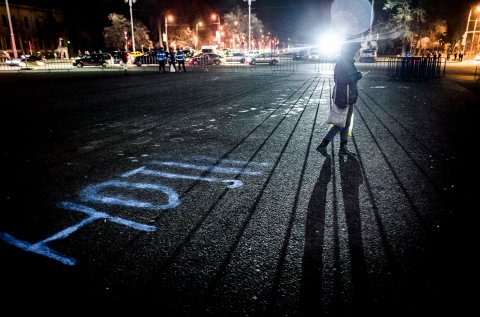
[10,0,476,45]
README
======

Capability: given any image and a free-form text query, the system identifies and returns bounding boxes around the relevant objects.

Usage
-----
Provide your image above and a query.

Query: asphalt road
[0,66,477,315]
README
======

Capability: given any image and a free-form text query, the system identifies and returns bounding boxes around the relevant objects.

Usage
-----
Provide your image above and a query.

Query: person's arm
[348,70,362,83]
[336,59,362,84]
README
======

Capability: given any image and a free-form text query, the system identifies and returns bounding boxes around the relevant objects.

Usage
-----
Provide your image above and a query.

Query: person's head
[340,41,361,59]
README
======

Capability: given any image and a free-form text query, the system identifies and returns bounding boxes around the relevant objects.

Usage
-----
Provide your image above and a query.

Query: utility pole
[243,0,256,51]
[158,18,162,48]
[165,15,170,50]
[5,0,18,58]
[124,0,136,52]
[369,0,374,38]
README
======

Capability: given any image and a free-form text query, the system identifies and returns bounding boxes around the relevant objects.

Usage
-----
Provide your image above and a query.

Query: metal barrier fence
[293,57,397,76]
[386,56,446,80]
[0,59,81,72]
[0,55,448,80]
[0,55,300,74]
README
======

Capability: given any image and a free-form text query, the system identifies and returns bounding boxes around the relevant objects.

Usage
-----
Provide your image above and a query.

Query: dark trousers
[324,103,354,144]
[178,61,186,71]
[169,61,177,72]
[159,60,166,72]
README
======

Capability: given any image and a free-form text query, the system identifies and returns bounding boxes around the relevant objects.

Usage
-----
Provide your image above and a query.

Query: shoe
[317,145,328,156]
[316,139,330,157]
[339,144,356,156]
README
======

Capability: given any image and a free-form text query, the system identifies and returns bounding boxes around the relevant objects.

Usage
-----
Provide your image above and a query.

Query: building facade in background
[0,1,67,56]
[462,5,480,59]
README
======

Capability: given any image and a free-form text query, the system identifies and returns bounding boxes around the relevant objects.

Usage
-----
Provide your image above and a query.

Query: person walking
[176,48,186,72]
[168,48,177,72]
[157,47,167,73]
[317,41,363,157]
[121,51,129,70]
[203,53,210,72]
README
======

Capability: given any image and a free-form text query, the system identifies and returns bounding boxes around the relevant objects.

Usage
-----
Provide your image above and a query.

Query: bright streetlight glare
[317,32,344,55]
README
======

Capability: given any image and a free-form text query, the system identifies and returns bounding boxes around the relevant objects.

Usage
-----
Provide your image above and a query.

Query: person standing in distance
[157,47,167,73]
[168,48,177,72]
[317,40,362,157]
[121,50,129,70]
[176,48,186,72]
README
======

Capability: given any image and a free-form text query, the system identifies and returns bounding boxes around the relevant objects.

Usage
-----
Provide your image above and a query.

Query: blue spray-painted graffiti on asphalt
[79,180,180,209]
[122,167,243,189]
[148,160,262,175]
[0,202,156,266]
[0,156,269,265]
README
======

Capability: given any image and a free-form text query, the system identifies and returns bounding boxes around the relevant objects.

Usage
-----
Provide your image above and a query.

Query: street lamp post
[233,21,238,50]
[124,0,136,52]
[196,21,203,50]
[243,0,255,51]
[124,31,128,51]
[5,0,18,58]
[165,15,173,50]
[212,14,221,49]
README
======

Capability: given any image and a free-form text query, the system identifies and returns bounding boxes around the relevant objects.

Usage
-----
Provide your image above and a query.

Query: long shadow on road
[300,155,331,315]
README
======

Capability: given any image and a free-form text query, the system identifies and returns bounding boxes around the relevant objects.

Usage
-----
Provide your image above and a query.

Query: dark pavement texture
[0,68,477,315]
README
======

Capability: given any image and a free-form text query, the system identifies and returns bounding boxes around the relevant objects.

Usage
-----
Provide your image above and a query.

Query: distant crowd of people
[445,51,464,62]
[405,50,465,62]
[156,47,187,73]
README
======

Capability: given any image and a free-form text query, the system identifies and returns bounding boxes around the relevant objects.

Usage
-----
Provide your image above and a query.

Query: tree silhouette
[383,0,426,56]
[103,13,153,51]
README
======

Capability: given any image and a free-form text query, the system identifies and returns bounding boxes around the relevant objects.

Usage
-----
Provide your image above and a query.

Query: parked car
[225,52,246,63]
[23,54,44,62]
[129,51,143,62]
[182,49,195,58]
[308,49,321,60]
[3,54,44,66]
[359,48,377,62]
[246,53,279,65]
[245,50,259,57]
[4,58,26,67]
[134,51,158,66]
[189,53,223,65]
[292,50,308,61]
[200,46,216,54]
[109,51,127,65]
[72,53,113,68]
